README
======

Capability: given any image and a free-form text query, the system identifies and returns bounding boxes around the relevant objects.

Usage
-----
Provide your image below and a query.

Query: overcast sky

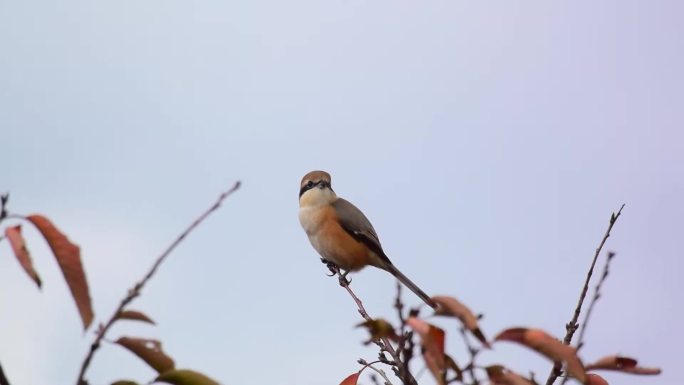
[1,1,682,385]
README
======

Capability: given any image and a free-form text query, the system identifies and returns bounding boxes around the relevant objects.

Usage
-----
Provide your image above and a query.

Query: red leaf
[486,365,536,385]
[495,328,585,382]
[586,355,661,375]
[27,215,93,329]
[115,337,175,373]
[432,295,490,348]
[339,372,359,385]
[117,310,156,325]
[407,317,446,384]
[155,369,221,385]
[585,373,610,385]
[5,225,42,288]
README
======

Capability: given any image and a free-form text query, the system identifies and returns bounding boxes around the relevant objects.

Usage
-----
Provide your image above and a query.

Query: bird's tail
[385,264,437,309]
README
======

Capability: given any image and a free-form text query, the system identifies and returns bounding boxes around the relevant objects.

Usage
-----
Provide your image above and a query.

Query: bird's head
[299,170,336,207]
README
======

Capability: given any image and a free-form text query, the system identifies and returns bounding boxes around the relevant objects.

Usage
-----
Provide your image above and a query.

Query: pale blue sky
[0,1,682,385]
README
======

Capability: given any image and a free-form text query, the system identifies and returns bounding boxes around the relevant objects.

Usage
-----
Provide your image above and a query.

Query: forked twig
[329,265,418,385]
[575,251,615,351]
[75,182,241,385]
[545,204,624,385]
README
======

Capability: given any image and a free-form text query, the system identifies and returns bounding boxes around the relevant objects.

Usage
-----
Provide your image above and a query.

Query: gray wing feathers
[331,198,385,256]
[332,198,437,309]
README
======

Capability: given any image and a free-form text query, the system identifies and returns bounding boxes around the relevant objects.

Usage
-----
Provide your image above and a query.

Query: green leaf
[111,381,139,385]
[155,369,221,385]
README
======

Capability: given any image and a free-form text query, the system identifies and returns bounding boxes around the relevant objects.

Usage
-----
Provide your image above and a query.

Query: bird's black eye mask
[299,180,333,198]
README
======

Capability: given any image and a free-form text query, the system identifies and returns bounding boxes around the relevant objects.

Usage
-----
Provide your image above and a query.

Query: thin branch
[330,265,418,385]
[359,359,395,385]
[0,194,11,385]
[460,326,481,385]
[0,193,9,222]
[558,252,615,385]
[545,204,624,385]
[0,360,10,385]
[75,182,241,385]
[366,363,395,385]
[575,251,615,351]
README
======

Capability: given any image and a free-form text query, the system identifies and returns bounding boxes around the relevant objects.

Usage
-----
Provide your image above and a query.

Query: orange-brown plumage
[315,205,372,271]
[298,170,437,308]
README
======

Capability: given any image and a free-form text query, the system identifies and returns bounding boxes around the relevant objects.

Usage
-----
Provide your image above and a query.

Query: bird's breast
[298,205,370,271]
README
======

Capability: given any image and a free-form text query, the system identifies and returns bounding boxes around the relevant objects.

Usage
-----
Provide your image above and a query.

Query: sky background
[0,1,682,384]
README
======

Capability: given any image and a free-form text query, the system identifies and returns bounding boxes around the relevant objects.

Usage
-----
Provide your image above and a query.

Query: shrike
[298,170,436,308]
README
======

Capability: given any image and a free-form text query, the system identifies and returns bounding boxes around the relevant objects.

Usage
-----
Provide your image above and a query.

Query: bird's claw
[320,258,352,285]
[321,259,338,276]
[338,270,352,286]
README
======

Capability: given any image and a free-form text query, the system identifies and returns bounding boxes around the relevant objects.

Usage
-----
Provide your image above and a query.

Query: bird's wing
[331,198,393,265]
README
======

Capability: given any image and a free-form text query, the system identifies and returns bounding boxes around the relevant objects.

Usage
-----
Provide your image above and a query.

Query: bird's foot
[321,258,338,276]
[337,270,352,287]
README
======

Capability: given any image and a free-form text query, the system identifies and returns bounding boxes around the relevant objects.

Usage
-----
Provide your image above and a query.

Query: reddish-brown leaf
[117,310,156,325]
[26,214,93,329]
[339,372,359,385]
[585,373,610,385]
[485,365,536,385]
[407,317,446,385]
[432,295,490,348]
[494,328,585,382]
[115,337,175,373]
[586,356,661,375]
[5,225,42,288]
[356,318,399,344]
[156,369,221,385]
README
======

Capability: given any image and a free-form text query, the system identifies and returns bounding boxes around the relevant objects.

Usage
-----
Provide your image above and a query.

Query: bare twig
[0,360,10,385]
[0,194,11,385]
[545,204,624,385]
[359,359,395,385]
[575,251,615,351]
[558,252,615,385]
[0,193,9,221]
[329,265,418,385]
[366,363,395,385]
[75,182,241,385]
[460,326,481,385]
[393,283,416,374]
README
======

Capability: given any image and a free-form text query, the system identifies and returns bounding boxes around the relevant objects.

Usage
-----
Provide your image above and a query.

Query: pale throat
[299,187,337,208]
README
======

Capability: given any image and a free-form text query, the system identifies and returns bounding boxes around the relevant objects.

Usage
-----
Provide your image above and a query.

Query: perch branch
[75,182,241,385]
[330,265,418,385]
[544,204,624,385]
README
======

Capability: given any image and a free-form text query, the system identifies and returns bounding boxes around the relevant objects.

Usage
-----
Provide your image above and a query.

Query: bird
[298,170,436,308]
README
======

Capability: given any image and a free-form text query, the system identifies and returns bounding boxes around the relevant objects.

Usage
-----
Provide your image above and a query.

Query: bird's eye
[306,181,314,188]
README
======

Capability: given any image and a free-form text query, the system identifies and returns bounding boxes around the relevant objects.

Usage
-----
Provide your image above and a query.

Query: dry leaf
[407,317,446,385]
[585,373,609,385]
[115,337,175,373]
[432,295,489,347]
[495,328,585,382]
[5,225,42,288]
[156,369,221,385]
[339,372,359,385]
[486,365,536,385]
[356,319,398,344]
[110,381,139,385]
[586,355,661,375]
[27,214,93,329]
[117,310,156,325]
